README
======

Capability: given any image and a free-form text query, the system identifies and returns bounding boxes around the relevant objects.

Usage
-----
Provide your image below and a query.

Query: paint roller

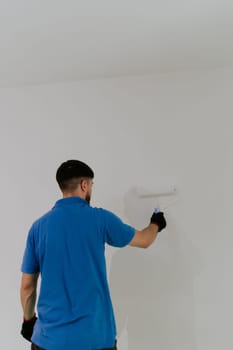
[136,184,177,213]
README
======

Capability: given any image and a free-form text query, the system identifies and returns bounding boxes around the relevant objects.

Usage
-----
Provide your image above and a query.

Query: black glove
[21,315,37,342]
[150,211,167,232]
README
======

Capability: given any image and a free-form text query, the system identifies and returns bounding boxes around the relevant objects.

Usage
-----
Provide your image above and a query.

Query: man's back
[21,196,135,350]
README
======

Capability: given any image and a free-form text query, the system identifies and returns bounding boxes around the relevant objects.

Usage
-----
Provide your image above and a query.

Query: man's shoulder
[90,206,114,217]
[31,209,54,230]
[91,207,122,224]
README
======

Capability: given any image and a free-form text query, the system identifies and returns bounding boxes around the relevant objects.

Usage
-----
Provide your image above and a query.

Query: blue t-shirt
[21,197,135,350]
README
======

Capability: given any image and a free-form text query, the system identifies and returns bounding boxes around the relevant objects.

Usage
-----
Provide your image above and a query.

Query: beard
[85,193,91,204]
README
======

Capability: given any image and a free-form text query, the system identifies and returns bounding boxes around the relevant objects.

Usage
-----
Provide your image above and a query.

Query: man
[20,160,166,350]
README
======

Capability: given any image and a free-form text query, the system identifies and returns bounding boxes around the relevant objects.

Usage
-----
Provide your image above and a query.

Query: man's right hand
[150,211,167,232]
[21,315,37,342]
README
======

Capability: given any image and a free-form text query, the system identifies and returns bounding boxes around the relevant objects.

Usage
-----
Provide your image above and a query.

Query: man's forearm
[20,273,38,320]
[20,273,39,319]
[141,223,159,247]
[21,286,37,320]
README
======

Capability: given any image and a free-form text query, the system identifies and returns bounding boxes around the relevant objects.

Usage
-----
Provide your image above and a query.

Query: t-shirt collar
[54,196,89,207]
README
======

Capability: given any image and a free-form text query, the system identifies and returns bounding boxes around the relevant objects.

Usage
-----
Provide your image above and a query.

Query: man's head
[56,160,94,203]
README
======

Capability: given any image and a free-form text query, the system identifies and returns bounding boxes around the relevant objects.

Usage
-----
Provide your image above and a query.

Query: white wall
[0,67,232,350]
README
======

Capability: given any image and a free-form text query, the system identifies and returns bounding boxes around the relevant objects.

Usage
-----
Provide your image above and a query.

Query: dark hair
[56,160,94,191]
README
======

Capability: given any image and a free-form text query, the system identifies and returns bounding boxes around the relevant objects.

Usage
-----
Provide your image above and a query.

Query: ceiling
[0,0,233,87]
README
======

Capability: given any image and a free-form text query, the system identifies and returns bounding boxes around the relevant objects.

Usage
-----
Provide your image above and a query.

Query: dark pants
[31,340,117,350]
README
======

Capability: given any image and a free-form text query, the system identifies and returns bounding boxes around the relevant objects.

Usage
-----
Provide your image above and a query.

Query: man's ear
[80,179,88,192]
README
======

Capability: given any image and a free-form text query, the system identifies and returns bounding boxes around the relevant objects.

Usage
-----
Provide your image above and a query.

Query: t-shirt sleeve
[21,225,40,274]
[102,209,135,248]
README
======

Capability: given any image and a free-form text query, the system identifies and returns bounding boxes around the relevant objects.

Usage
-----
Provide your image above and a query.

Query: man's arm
[129,224,159,248]
[129,212,167,249]
[20,273,39,320]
